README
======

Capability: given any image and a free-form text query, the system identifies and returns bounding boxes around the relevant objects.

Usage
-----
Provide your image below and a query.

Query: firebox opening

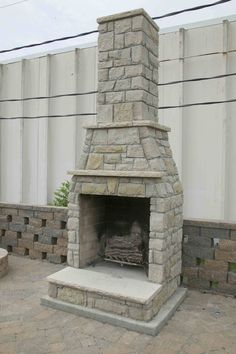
[79,195,150,270]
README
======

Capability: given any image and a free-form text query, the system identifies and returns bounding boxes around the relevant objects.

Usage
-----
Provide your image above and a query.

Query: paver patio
[0,255,235,354]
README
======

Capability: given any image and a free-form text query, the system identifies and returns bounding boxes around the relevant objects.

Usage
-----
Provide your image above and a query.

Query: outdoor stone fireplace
[42,8,186,335]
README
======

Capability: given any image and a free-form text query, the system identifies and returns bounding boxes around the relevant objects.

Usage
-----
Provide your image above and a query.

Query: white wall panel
[1,19,236,222]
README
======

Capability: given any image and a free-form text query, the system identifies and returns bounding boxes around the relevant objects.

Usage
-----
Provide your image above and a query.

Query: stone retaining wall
[182,219,236,295]
[0,203,68,264]
[0,203,235,295]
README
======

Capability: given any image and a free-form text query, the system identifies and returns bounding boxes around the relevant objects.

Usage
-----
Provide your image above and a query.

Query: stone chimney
[97,9,159,124]
[68,8,183,293]
[45,9,185,332]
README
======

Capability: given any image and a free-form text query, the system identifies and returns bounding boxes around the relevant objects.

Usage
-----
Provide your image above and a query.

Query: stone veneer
[182,219,236,295]
[0,203,68,264]
[66,8,184,317]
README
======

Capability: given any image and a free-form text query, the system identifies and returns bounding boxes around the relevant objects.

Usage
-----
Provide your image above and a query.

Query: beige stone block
[218,239,236,252]
[149,238,166,251]
[215,249,236,262]
[133,158,149,170]
[92,130,108,145]
[94,296,128,316]
[104,154,121,164]
[142,137,161,159]
[18,238,34,249]
[150,212,167,232]
[106,91,124,104]
[149,264,165,283]
[173,181,183,194]
[114,102,133,122]
[48,283,58,298]
[98,81,115,92]
[97,104,113,123]
[86,154,103,170]
[98,69,109,81]
[126,89,144,102]
[34,242,53,253]
[57,287,85,306]
[114,79,131,91]
[115,18,132,34]
[108,127,140,145]
[98,60,113,69]
[149,158,166,171]
[81,183,107,195]
[114,33,124,49]
[67,218,79,231]
[153,250,167,264]
[118,183,145,197]
[127,145,144,158]
[94,145,126,153]
[107,178,119,194]
[109,67,125,80]
[98,31,114,51]
[170,261,182,279]
[109,48,131,60]
[125,64,144,78]
[131,76,149,91]
[132,45,149,66]
[125,31,143,46]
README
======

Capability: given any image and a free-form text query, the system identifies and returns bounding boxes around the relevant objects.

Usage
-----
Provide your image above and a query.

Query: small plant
[53,180,70,207]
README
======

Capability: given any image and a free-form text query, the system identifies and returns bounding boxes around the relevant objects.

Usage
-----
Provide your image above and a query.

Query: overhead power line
[0,71,235,103]
[0,90,97,103]
[0,0,28,9]
[1,98,236,120]
[0,30,99,55]
[152,0,231,20]
[0,113,97,120]
[158,72,236,86]
[159,98,236,110]
[0,0,231,55]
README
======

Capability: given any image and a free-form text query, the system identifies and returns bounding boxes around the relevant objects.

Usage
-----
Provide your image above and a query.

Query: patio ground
[0,255,235,354]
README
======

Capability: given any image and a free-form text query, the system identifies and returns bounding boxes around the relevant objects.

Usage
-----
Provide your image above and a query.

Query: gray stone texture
[182,219,236,295]
[0,203,68,264]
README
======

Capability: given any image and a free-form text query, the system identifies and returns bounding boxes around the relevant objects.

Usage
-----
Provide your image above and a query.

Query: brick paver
[0,255,235,354]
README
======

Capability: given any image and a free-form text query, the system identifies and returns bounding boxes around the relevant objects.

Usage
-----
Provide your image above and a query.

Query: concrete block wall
[0,202,235,296]
[0,203,68,264]
[182,219,236,296]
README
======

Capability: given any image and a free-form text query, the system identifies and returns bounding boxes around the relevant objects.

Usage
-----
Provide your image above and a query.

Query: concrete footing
[41,287,187,336]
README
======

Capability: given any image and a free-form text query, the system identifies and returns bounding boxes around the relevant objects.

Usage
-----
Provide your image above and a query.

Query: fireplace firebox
[79,195,150,268]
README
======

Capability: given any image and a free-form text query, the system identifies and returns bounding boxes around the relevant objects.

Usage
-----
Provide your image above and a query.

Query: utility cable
[0,71,235,103]
[159,98,236,110]
[0,113,97,120]
[0,0,231,54]
[0,0,28,9]
[1,98,236,119]
[0,90,97,103]
[158,72,236,86]
[152,0,231,20]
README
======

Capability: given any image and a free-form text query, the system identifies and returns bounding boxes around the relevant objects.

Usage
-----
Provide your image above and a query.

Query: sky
[0,0,236,62]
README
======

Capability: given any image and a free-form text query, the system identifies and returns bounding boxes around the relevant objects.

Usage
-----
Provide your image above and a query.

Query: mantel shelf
[68,169,165,178]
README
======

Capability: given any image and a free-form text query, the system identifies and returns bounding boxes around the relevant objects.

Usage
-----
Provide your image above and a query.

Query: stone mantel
[68,169,165,178]
[83,121,171,132]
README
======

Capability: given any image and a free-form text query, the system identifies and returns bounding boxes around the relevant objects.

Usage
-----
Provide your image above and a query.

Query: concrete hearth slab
[41,287,187,336]
[47,266,162,304]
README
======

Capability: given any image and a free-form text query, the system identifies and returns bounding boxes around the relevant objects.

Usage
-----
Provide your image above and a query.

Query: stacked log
[105,221,144,264]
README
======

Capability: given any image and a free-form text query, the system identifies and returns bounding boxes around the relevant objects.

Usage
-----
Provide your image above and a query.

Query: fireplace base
[41,273,186,335]
[41,264,187,334]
